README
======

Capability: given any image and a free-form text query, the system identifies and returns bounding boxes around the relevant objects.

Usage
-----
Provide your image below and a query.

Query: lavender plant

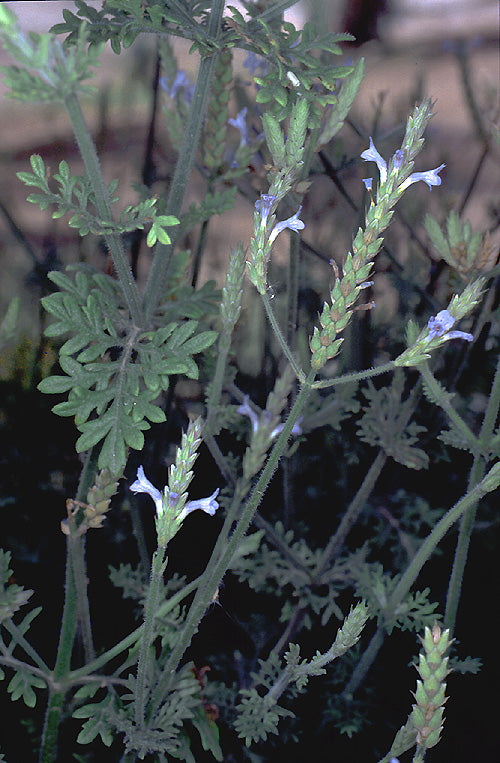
[0,2,498,761]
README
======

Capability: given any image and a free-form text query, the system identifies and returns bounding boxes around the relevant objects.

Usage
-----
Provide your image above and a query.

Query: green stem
[67,576,201,683]
[262,290,306,382]
[142,0,225,321]
[455,39,488,145]
[39,448,100,762]
[342,625,385,699]
[63,93,143,326]
[134,548,167,728]
[412,745,427,763]
[286,230,299,351]
[444,353,500,631]
[443,454,484,633]
[2,620,49,673]
[146,370,316,719]
[71,536,95,662]
[314,450,387,581]
[205,321,232,436]
[390,468,500,622]
[39,544,78,763]
[343,465,500,698]
[315,378,420,579]
[418,362,483,456]
[312,361,395,389]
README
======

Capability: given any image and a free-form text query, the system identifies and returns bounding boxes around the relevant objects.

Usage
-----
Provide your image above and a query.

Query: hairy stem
[444,353,500,630]
[142,0,225,320]
[146,370,316,719]
[63,93,143,326]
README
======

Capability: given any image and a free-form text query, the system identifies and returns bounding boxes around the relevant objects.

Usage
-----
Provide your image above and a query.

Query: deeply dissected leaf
[38,265,217,471]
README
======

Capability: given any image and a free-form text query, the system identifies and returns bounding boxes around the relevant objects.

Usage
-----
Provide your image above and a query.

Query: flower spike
[361,136,445,193]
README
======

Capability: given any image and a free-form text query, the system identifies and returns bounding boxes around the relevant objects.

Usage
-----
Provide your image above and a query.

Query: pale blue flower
[130,466,163,515]
[130,467,220,524]
[268,206,305,245]
[243,52,267,75]
[362,177,373,192]
[160,70,194,102]
[178,489,220,522]
[238,395,260,433]
[270,416,303,440]
[426,309,473,343]
[360,137,387,185]
[399,164,446,191]
[228,107,250,147]
[393,149,405,169]
[255,194,275,228]
[361,137,445,192]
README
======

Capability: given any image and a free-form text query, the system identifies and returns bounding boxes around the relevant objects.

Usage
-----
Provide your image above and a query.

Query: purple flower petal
[161,70,193,101]
[393,149,405,169]
[255,194,275,227]
[427,309,455,338]
[238,395,260,433]
[400,164,445,191]
[178,489,220,522]
[268,206,305,245]
[426,309,473,344]
[360,137,388,185]
[228,107,250,147]
[130,466,163,515]
[442,330,473,342]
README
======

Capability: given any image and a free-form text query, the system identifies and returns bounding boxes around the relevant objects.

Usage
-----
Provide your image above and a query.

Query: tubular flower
[399,164,446,191]
[178,489,220,522]
[425,309,473,343]
[160,70,194,102]
[360,137,388,184]
[130,467,220,523]
[361,136,445,191]
[238,395,260,433]
[268,206,305,245]
[130,466,164,515]
[270,416,303,440]
[228,107,250,147]
[254,193,275,229]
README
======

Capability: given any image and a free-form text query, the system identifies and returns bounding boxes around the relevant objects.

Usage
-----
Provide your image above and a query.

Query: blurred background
[0,2,498,761]
[0,0,498,382]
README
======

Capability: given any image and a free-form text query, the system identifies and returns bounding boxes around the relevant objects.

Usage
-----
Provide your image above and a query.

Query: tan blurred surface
[0,1,498,334]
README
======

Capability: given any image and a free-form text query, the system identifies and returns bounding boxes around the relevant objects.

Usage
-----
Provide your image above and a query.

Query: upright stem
[63,93,143,326]
[39,448,100,762]
[343,465,500,697]
[67,576,201,683]
[142,0,225,320]
[39,543,78,763]
[444,353,500,631]
[418,362,482,456]
[134,548,167,729]
[314,450,387,580]
[146,370,316,720]
[262,290,306,382]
